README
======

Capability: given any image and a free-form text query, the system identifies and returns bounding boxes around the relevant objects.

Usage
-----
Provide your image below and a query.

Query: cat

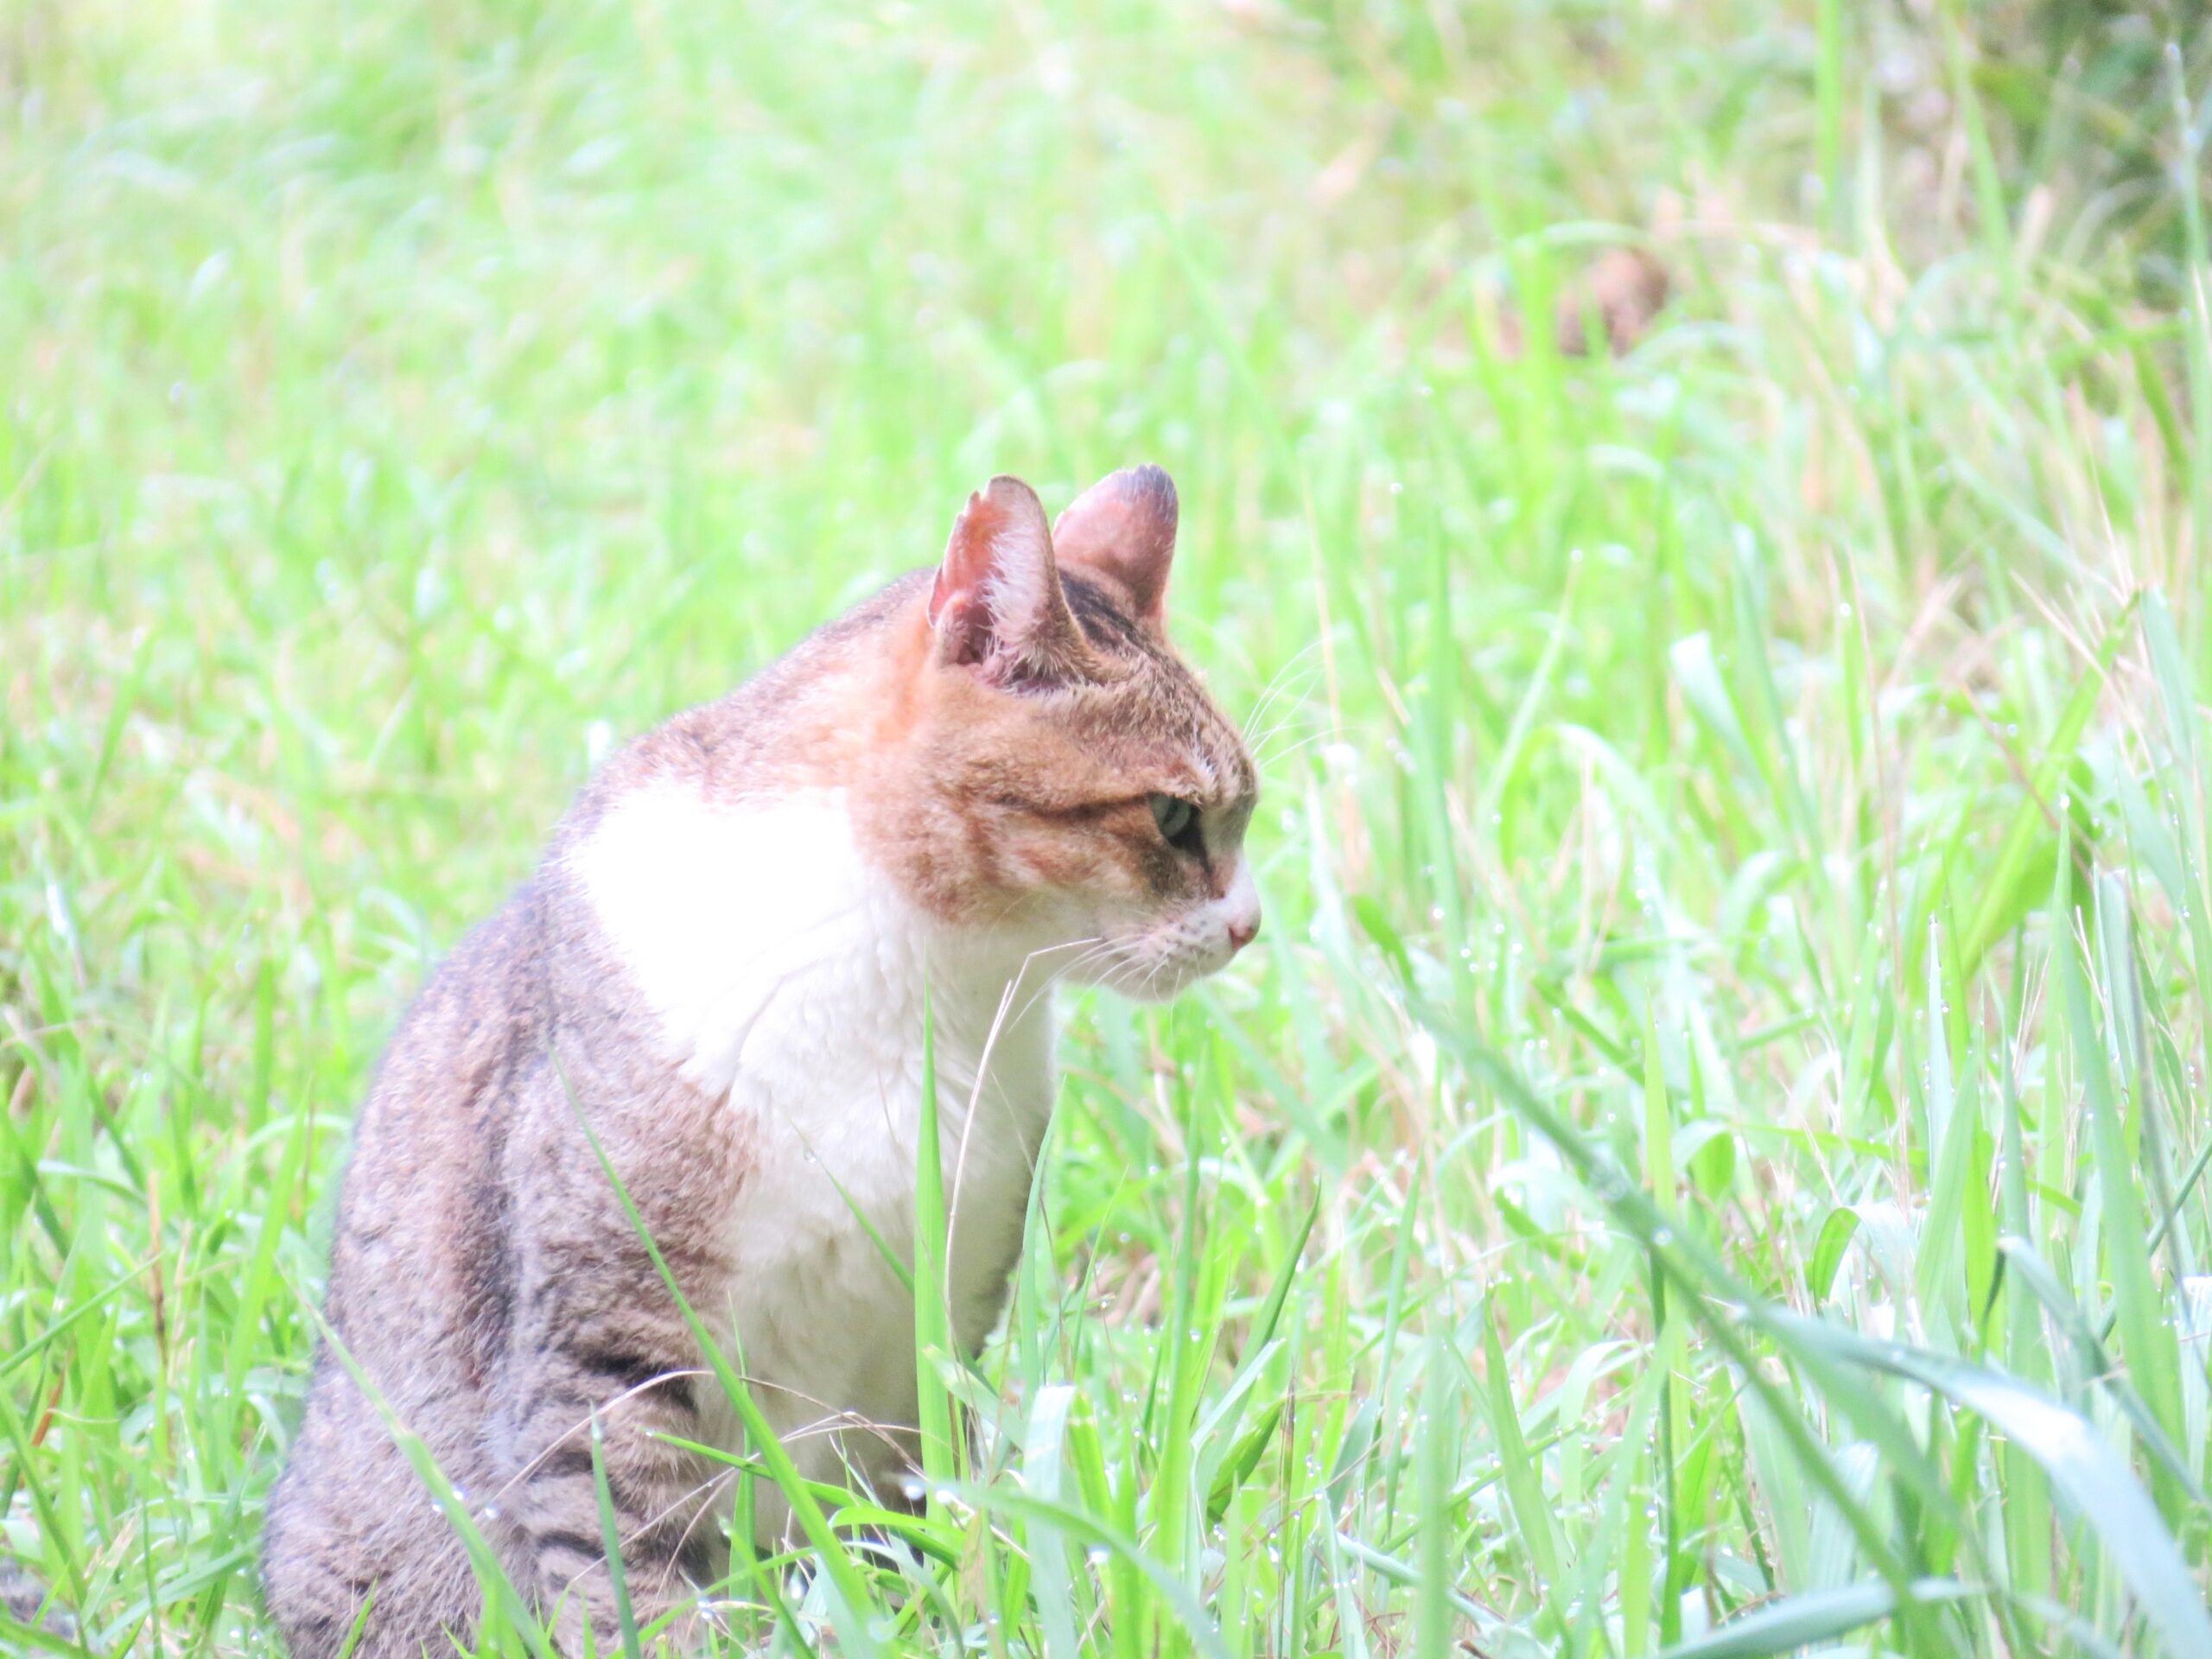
[261,466,1262,1657]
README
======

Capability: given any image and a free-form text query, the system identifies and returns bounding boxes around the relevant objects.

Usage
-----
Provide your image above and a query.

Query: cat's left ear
[928,475,1090,684]
[1051,463,1178,635]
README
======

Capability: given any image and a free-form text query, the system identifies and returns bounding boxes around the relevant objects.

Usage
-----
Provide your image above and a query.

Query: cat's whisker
[1238,674,1320,762]
[992,934,1119,1032]
[1255,703,1357,760]
[1134,945,1183,999]
[948,933,1102,1267]
[1243,683,1320,760]
[1253,726,1337,771]
[1038,938,1141,1003]
[1255,707,1391,771]
[1249,723,1325,781]
[1247,683,1319,743]
[1247,694,1317,750]
[1014,934,1108,977]
[1007,938,1125,1026]
[1241,639,1325,731]
[1245,684,1331,754]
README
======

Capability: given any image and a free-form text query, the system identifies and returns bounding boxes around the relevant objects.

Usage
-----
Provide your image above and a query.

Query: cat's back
[325,881,548,1365]
[264,885,553,1658]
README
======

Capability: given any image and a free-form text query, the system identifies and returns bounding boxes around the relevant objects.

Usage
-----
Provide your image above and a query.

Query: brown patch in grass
[1553,245,1672,356]
[1491,245,1675,360]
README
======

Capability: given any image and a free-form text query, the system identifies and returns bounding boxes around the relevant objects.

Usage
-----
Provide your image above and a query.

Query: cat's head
[878,466,1260,1001]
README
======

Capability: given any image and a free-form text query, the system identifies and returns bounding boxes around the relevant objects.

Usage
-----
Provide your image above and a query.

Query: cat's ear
[928,475,1090,683]
[1050,463,1178,633]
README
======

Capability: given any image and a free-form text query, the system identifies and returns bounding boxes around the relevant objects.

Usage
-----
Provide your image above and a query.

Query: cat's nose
[1223,865,1262,952]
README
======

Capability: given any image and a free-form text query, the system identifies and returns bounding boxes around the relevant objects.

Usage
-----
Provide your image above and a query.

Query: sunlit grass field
[7,2,2212,1654]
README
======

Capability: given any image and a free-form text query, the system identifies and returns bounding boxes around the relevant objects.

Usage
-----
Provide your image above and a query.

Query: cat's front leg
[495,1346,724,1653]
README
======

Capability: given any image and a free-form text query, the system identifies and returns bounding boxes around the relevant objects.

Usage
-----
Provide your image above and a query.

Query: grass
[4,0,2212,1653]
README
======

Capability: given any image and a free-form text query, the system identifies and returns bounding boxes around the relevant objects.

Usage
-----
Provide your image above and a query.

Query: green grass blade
[587,1412,643,1659]
[1656,1578,1974,1659]
[913,993,958,1503]
[1954,606,2133,976]
[1414,1323,1456,1659]
[1767,1311,2212,1657]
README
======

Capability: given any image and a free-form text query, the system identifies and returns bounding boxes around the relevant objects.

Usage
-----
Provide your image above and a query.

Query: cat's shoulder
[568,568,932,818]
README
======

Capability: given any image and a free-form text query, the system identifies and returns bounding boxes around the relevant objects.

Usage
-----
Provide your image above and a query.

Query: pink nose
[1227,912,1260,951]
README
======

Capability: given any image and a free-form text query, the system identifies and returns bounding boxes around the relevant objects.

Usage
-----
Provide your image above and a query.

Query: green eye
[1148,793,1203,854]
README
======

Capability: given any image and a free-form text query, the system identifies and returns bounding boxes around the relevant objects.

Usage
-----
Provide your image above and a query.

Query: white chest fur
[568,783,1057,1499]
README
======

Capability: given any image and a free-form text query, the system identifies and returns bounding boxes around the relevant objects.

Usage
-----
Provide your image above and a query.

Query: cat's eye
[1148,792,1204,855]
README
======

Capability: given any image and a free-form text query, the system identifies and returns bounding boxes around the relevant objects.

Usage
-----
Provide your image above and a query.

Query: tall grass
[3,1,2210,1654]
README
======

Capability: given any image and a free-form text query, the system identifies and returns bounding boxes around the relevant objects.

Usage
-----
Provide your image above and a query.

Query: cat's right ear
[928,475,1090,684]
[1050,463,1177,635]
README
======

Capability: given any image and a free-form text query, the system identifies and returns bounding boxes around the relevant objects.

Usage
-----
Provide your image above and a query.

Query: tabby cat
[262,467,1262,1656]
